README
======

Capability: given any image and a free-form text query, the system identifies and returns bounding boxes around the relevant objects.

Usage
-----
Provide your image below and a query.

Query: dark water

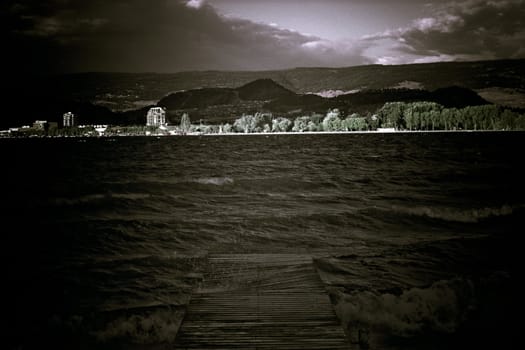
[1,132,522,349]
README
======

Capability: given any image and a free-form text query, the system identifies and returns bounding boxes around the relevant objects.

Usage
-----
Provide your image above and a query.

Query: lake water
[1,132,522,349]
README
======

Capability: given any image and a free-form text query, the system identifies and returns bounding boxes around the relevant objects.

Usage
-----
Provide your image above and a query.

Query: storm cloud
[364,0,525,64]
[2,0,370,73]
[3,0,524,73]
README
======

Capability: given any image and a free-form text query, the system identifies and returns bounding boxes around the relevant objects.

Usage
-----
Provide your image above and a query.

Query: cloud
[3,0,524,73]
[186,0,205,9]
[2,0,370,73]
[363,0,525,64]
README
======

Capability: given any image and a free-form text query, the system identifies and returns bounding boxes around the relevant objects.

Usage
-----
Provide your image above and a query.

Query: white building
[63,112,75,127]
[94,125,108,136]
[146,107,166,126]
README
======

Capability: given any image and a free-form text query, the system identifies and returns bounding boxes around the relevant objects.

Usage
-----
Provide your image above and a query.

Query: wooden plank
[174,254,349,349]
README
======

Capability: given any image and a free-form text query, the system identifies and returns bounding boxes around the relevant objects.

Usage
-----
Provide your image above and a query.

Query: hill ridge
[2,59,523,128]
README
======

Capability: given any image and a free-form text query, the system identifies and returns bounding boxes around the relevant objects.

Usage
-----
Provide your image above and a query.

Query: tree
[180,113,191,134]
[322,109,342,131]
[234,114,264,133]
[343,116,367,131]
[292,116,312,132]
[271,117,292,132]
[220,123,233,133]
[367,114,379,130]
[307,120,319,131]
[441,108,451,130]
[310,113,324,125]
[404,108,415,130]
[403,102,443,130]
[499,109,517,130]
[378,102,405,129]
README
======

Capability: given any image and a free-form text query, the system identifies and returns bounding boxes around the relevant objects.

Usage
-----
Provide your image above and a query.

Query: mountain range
[1,59,524,129]
[156,79,490,123]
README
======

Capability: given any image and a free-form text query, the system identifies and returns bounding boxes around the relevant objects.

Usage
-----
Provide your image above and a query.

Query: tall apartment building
[63,112,75,127]
[146,107,166,126]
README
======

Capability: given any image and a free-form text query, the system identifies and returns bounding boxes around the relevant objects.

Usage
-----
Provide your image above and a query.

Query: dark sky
[2,0,524,74]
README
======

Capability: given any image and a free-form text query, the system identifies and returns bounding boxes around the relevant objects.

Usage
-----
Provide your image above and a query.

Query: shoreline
[1,129,521,139]
[196,129,517,136]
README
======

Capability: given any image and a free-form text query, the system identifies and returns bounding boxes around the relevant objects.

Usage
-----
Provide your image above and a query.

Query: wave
[390,204,518,223]
[36,305,187,348]
[93,307,185,344]
[194,176,234,186]
[333,272,510,341]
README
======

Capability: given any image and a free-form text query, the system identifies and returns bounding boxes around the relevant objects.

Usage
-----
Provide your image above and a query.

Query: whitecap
[194,177,234,186]
[392,204,517,223]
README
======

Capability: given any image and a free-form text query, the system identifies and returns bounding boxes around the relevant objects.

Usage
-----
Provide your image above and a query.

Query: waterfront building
[63,112,75,127]
[146,107,166,126]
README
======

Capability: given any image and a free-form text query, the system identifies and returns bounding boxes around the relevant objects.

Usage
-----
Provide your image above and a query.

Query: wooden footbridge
[174,254,349,349]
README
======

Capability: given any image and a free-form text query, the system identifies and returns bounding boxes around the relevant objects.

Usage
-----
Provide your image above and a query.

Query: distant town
[2,101,524,138]
[0,106,378,138]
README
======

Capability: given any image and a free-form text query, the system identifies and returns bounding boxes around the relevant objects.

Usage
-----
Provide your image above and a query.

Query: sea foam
[194,177,234,186]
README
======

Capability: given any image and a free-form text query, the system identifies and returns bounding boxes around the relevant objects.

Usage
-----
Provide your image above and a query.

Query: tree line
[377,102,525,131]
[5,101,524,138]
[225,102,525,133]
[228,109,370,133]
